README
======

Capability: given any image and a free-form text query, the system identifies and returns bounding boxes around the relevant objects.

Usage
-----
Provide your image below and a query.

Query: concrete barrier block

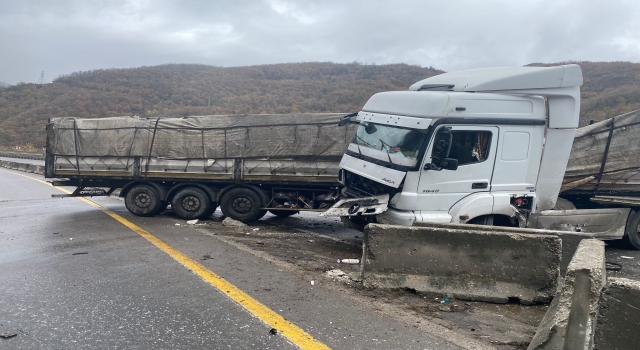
[415,221,594,276]
[594,278,640,350]
[528,239,605,350]
[362,223,561,304]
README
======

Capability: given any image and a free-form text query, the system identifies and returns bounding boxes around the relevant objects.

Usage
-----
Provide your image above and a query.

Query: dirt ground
[165,209,548,350]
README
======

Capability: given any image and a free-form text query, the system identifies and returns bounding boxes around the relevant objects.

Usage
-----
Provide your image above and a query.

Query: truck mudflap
[319,194,389,217]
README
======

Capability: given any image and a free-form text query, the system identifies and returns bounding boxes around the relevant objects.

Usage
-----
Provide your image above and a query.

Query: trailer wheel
[622,209,640,250]
[269,210,299,218]
[171,187,212,220]
[125,185,164,217]
[220,187,267,223]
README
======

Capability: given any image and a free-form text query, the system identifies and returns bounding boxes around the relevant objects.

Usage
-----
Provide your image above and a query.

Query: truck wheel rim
[134,193,151,209]
[232,197,252,213]
[182,196,201,212]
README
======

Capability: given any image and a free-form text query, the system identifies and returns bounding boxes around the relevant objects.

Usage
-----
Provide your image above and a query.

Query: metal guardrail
[0,151,45,160]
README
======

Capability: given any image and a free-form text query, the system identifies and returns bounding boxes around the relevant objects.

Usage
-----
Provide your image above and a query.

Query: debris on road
[311,280,315,286]
[186,219,199,225]
[0,332,17,339]
[269,328,278,335]
[72,252,88,255]
[337,258,359,264]
[621,256,634,259]
[222,217,247,227]
[201,255,214,260]
[69,238,73,241]
[175,223,180,226]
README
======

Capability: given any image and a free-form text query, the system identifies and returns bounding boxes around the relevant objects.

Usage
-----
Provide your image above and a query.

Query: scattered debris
[256,241,265,245]
[310,280,315,286]
[337,258,359,264]
[53,232,59,234]
[72,252,88,255]
[0,332,17,339]
[69,238,73,241]
[186,219,199,225]
[606,262,623,271]
[325,269,356,284]
[222,217,247,227]
[201,255,214,260]
[252,228,260,231]
[307,240,315,243]
[269,328,278,335]
[175,223,181,226]
[621,256,634,259]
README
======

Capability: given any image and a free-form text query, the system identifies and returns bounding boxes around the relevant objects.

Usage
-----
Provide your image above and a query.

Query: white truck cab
[323,64,595,229]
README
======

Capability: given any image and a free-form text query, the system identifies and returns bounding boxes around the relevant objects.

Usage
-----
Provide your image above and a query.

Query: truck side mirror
[441,158,458,170]
[424,158,458,171]
[338,113,358,127]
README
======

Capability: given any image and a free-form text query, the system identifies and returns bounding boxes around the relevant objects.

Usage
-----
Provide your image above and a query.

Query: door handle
[472,182,488,189]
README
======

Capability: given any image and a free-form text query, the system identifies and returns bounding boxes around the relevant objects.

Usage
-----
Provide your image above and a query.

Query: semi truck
[46,64,640,249]
[320,64,640,249]
[45,113,356,221]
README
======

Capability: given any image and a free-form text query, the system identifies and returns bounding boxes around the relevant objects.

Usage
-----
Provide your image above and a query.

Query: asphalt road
[0,168,460,350]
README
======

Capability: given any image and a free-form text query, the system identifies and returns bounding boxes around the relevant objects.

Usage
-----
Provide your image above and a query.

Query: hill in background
[0,81,9,87]
[1,61,639,148]
[0,62,441,147]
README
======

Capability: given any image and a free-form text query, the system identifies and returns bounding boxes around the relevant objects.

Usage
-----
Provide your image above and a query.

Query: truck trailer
[45,113,356,222]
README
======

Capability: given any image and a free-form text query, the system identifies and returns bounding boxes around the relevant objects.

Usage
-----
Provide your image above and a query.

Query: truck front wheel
[125,184,164,217]
[623,209,640,250]
[220,187,267,223]
[171,187,213,220]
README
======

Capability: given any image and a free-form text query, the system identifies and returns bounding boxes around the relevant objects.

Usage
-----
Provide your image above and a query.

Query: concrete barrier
[362,223,562,304]
[414,221,594,276]
[528,239,605,350]
[0,160,44,175]
[594,278,640,349]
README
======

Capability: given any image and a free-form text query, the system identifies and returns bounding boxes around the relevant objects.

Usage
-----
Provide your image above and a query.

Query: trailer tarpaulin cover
[50,113,355,159]
[47,113,357,181]
[564,109,640,192]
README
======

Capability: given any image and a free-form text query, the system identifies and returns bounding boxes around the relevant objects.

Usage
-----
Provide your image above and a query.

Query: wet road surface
[0,168,461,350]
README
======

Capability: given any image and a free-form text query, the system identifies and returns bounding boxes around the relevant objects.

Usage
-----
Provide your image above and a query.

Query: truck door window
[433,130,492,166]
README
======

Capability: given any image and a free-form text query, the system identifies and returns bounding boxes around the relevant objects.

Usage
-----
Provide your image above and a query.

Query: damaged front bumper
[319,194,389,217]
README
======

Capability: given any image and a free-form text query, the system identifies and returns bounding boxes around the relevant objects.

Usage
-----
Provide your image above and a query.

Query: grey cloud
[0,0,638,84]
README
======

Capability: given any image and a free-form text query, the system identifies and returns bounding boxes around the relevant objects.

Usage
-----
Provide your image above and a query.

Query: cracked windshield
[352,122,427,167]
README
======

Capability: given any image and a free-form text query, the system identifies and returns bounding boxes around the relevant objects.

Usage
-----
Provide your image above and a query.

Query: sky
[0,0,639,85]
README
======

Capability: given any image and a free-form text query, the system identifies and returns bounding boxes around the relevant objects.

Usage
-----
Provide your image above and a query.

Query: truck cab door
[416,125,498,213]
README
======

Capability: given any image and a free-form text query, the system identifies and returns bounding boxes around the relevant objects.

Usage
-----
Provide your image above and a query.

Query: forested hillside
[1,61,639,148]
[0,62,440,147]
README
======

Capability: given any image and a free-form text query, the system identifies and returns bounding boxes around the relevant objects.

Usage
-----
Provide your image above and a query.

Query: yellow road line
[1,169,331,350]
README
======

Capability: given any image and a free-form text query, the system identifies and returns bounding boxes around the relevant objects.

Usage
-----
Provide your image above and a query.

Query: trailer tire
[125,184,164,217]
[220,187,267,223]
[171,187,212,220]
[269,210,299,217]
[622,209,640,250]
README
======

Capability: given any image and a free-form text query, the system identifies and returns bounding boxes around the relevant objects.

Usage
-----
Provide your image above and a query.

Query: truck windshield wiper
[379,139,395,165]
